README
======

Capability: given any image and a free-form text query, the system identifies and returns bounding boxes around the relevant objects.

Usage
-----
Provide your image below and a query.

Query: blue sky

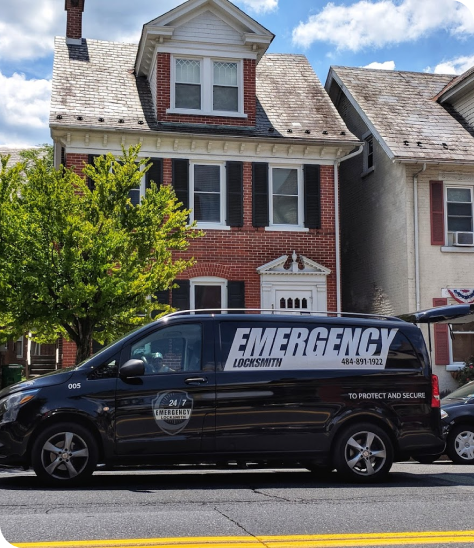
[0,0,473,147]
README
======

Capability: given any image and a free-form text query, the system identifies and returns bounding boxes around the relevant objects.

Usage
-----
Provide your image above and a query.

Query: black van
[1,306,469,485]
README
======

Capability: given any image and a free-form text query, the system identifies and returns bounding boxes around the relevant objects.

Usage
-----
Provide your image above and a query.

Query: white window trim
[168,55,246,118]
[444,183,474,248]
[268,165,304,229]
[190,161,228,229]
[445,309,474,369]
[190,277,228,310]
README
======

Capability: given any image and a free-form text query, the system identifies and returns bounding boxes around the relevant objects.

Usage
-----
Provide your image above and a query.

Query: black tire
[334,422,393,483]
[31,422,98,486]
[446,424,474,464]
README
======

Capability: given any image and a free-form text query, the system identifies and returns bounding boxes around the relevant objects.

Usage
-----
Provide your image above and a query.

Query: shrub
[453,356,474,386]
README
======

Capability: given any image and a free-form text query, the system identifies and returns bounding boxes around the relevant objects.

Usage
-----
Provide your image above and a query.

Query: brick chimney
[65,0,85,45]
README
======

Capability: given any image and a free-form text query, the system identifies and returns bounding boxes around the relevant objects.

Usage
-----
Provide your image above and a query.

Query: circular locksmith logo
[152,391,193,435]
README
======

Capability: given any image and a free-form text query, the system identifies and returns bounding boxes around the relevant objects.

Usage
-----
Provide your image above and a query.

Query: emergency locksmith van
[1,305,470,485]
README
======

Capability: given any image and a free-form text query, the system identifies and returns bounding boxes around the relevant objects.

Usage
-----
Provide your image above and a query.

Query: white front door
[274,289,313,313]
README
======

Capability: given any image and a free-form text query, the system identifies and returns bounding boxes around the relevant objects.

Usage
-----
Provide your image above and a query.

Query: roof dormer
[135,0,274,77]
[135,0,273,127]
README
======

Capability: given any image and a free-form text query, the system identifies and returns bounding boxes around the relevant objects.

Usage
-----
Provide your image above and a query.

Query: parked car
[441,381,474,464]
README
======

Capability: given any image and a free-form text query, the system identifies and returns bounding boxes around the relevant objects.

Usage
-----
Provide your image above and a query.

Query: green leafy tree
[0,145,201,364]
[19,143,54,173]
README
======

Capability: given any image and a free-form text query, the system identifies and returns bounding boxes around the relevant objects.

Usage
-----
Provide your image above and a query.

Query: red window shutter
[433,297,450,365]
[430,181,445,245]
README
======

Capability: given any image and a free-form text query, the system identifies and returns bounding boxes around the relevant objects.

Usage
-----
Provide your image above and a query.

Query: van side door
[115,320,216,456]
[215,319,331,455]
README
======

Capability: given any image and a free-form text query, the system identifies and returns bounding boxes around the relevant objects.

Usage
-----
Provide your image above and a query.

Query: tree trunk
[74,321,94,365]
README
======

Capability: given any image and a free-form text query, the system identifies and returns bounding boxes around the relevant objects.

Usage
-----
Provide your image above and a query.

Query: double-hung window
[171,56,243,116]
[191,163,225,227]
[175,58,201,110]
[213,61,238,112]
[446,187,473,246]
[362,133,374,175]
[269,167,303,228]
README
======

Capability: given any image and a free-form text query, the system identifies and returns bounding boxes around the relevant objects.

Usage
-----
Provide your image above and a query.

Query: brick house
[325,65,474,392]
[49,0,359,367]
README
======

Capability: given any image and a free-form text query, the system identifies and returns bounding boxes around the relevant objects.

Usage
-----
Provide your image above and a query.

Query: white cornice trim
[51,128,356,164]
[438,73,474,104]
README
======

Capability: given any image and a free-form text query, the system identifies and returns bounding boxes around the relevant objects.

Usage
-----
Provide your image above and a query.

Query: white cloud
[363,60,396,70]
[0,71,51,146]
[0,0,62,61]
[235,0,278,13]
[425,54,474,74]
[292,0,474,51]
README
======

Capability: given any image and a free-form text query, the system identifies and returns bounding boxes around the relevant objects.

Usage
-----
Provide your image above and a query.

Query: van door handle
[185,377,208,385]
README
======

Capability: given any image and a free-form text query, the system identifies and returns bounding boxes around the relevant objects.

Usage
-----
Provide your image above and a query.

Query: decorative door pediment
[258,252,330,314]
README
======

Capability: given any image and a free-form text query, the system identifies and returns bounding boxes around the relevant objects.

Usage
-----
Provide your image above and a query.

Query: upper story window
[192,163,224,225]
[431,181,474,249]
[213,62,238,112]
[366,137,374,169]
[170,56,244,117]
[175,59,201,110]
[191,163,226,228]
[362,133,374,175]
[447,187,473,237]
[270,167,302,227]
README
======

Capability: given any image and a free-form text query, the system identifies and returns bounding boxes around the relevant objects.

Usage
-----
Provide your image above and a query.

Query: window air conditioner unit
[454,231,474,246]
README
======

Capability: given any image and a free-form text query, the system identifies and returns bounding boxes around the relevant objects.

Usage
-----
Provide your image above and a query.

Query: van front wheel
[32,422,98,486]
[334,423,393,483]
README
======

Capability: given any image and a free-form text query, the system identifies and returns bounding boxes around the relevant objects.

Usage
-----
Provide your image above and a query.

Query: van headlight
[0,390,39,424]
[440,409,448,420]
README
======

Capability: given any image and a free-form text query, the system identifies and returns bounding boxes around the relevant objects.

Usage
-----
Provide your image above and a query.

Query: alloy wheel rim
[344,430,387,476]
[40,431,89,480]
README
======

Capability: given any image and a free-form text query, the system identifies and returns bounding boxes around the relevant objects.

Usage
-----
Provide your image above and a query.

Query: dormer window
[175,59,201,110]
[213,61,238,112]
[169,55,245,117]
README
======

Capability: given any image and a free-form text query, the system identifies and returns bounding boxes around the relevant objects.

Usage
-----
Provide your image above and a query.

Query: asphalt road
[1,461,474,547]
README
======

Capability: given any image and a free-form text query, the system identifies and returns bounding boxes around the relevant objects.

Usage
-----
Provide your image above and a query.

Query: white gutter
[413,163,426,311]
[334,144,364,313]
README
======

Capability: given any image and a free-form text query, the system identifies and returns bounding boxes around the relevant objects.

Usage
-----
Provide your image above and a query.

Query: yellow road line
[12,531,474,548]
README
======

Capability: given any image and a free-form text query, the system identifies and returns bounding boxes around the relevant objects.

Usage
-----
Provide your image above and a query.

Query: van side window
[130,323,202,375]
[88,357,119,380]
[385,332,422,369]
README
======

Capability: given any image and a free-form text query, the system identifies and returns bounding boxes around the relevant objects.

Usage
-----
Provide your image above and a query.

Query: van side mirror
[119,359,145,378]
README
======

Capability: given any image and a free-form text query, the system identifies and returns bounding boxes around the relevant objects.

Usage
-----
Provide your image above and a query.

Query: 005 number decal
[68,383,81,389]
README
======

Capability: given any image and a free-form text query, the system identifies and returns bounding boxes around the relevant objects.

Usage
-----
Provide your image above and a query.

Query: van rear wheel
[32,422,98,486]
[334,422,393,483]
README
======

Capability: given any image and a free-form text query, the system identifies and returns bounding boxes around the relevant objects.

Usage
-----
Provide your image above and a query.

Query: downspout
[334,144,364,313]
[413,163,426,311]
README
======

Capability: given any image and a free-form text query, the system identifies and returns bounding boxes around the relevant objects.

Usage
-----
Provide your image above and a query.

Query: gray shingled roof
[256,54,356,142]
[330,66,474,163]
[0,148,29,166]
[50,37,358,145]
